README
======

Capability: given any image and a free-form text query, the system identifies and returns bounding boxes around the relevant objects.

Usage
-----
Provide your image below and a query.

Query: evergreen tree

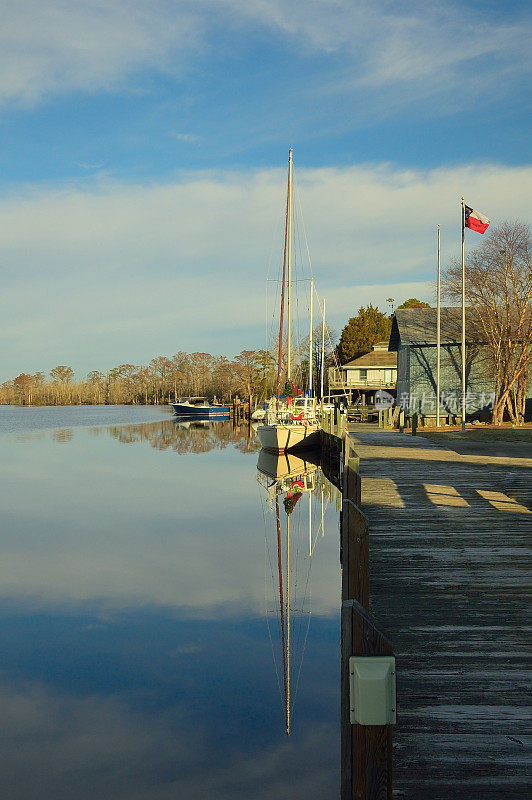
[338,304,391,364]
[396,298,430,309]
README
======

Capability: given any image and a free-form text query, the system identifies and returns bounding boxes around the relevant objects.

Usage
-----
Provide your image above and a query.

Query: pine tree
[338,304,392,364]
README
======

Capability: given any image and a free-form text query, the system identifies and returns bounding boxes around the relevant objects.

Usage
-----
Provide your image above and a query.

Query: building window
[359,369,367,380]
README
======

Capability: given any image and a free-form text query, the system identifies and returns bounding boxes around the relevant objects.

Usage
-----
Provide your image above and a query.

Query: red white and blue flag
[464,204,490,234]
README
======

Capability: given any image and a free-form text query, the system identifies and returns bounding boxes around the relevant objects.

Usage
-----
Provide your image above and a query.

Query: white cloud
[170,132,199,143]
[223,0,532,102]
[0,0,529,112]
[0,429,341,615]
[0,161,531,376]
[0,0,202,105]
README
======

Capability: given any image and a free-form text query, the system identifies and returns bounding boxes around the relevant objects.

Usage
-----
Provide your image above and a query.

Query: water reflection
[51,428,74,443]
[108,418,260,454]
[257,449,337,736]
[0,409,341,799]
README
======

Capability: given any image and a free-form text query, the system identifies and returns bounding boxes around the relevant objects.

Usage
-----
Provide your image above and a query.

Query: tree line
[1,351,277,406]
[1,336,336,407]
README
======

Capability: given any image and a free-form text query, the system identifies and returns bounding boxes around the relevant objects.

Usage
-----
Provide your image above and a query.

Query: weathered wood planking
[349,426,532,800]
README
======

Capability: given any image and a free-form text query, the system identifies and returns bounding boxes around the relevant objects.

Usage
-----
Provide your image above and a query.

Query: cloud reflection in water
[0,413,340,798]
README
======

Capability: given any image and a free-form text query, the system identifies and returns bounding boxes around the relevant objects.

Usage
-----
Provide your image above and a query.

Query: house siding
[404,343,494,414]
[390,307,532,420]
[396,344,410,400]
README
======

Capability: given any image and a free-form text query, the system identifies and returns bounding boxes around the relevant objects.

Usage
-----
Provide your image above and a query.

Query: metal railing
[329,377,396,389]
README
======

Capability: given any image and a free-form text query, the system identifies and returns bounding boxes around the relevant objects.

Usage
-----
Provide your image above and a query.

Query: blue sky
[1,0,531,379]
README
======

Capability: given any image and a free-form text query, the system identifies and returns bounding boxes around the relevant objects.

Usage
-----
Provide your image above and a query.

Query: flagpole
[436,224,441,427]
[320,299,326,400]
[309,278,314,395]
[461,197,466,434]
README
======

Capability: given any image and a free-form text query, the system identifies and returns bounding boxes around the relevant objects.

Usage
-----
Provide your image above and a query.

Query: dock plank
[348,426,532,800]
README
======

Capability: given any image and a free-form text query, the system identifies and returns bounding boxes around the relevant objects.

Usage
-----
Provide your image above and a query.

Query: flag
[464,204,490,234]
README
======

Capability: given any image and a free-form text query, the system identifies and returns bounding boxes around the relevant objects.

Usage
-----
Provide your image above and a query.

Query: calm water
[0,406,341,799]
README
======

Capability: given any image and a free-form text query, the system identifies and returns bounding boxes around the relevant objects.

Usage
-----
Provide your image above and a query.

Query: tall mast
[309,278,314,395]
[461,197,466,434]
[320,299,326,399]
[275,156,290,401]
[436,224,441,427]
[287,149,293,385]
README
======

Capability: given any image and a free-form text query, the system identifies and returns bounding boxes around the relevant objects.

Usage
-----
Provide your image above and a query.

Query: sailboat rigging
[258,150,320,453]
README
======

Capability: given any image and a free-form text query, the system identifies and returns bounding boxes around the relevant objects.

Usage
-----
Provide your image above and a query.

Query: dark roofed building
[389,307,495,417]
[389,307,480,349]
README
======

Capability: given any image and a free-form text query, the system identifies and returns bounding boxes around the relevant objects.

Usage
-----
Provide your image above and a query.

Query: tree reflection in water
[106,418,261,455]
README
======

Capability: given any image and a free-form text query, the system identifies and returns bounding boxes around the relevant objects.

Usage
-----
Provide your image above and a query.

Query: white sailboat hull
[257,423,320,453]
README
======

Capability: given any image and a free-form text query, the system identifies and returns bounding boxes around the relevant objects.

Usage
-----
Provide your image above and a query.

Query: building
[389,307,497,417]
[328,341,397,403]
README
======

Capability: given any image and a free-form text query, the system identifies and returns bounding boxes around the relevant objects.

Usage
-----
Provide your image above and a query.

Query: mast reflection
[257,449,332,735]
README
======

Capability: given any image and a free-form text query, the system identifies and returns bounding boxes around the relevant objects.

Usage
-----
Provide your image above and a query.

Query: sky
[1,0,531,380]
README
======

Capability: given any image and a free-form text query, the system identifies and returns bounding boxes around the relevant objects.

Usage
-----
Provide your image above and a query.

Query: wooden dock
[349,425,531,799]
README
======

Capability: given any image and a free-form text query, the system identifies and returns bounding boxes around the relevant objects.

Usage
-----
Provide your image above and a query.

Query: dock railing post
[341,445,394,800]
[341,601,394,800]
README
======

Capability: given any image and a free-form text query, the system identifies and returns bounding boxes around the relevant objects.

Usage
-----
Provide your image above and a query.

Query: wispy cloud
[0,161,530,377]
[169,132,200,143]
[76,161,105,170]
[1,0,530,116]
[0,0,202,106]
[227,2,530,78]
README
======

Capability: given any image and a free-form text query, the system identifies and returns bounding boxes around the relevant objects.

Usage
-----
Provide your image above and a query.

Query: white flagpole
[436,224,441,427]
[320,299,326,400]
[309,278,314,395]
[461,198,466,433]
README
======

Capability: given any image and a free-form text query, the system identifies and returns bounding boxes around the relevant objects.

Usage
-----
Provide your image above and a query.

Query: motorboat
[170,397,230,418]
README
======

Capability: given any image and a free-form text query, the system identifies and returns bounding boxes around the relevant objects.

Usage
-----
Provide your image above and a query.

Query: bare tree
[445,221,531,424]
[170,352,190,400]
[50,365,74,404]
[188,352,213,396]
[13,373,33,405]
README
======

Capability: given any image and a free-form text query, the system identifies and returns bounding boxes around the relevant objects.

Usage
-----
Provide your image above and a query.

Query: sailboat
[257,150,320,453]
